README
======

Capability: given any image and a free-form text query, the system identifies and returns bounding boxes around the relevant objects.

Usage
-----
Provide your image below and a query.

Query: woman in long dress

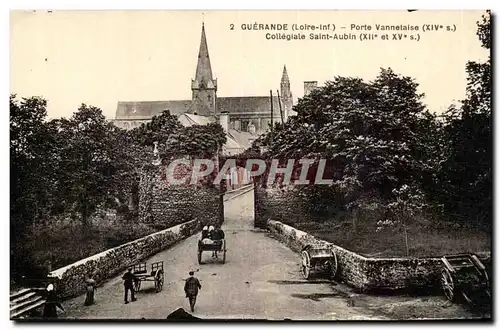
[84,278,96,306]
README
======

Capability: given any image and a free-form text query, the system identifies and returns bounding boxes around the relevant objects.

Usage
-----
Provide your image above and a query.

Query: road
[60,187,479,320]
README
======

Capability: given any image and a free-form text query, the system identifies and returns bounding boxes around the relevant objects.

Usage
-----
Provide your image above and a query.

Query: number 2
[230,24,234,30]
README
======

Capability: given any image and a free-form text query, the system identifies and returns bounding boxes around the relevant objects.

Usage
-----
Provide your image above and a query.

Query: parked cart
[132,261,164,293]
[301,244,338,280]
[440,254,491,307]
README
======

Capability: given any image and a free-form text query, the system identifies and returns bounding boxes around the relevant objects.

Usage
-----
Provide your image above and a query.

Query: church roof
[217,96,282,114]
[178,113,216,126]
[115,94,287,119]
[228,129,256,148]
[224,134,244,151]
[116,100,192,118]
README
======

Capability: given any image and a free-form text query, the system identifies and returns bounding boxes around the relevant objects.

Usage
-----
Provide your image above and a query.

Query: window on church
[207,95,211,102]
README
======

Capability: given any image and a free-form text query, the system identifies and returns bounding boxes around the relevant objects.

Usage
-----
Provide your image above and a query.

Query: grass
[287,219,491,258]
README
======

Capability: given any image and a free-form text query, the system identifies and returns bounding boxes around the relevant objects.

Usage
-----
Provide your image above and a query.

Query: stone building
[112,23,295,155]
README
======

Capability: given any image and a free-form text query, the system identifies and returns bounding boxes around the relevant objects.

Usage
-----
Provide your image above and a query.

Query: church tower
[280,65,293,119]
[191,23,217,116]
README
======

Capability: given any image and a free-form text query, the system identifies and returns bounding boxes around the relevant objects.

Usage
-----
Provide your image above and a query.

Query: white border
[3,1,498,330]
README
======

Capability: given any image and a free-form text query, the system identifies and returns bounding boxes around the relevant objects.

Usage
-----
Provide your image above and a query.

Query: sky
[10,10,489,119]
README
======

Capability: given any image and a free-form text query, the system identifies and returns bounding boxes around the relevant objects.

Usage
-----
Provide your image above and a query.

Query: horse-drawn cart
[440,254,491,307]
[132,261,164,293]
[198,239,226,264]
[301,244,338,280]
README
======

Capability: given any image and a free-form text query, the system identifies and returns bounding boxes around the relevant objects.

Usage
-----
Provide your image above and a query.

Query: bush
[13,218,163,283]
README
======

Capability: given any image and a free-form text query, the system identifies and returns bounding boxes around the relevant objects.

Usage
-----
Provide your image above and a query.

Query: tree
[255,69,428,225]
[10,95,61,229]
[163,123,227,159]
[10,95,61,279]
[382,184,427,256]
[56,104,115,228]
[134,110,182,147]
[433,11,492,227]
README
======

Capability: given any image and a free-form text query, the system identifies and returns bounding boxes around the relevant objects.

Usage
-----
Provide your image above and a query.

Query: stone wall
[48,219,200,299]
[254,186,309,228]
[267,220,490,294]
[139,166,224,229]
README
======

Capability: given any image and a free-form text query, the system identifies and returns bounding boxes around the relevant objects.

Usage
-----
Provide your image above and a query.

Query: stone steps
[10,288,46,319]
[10,291,37,306]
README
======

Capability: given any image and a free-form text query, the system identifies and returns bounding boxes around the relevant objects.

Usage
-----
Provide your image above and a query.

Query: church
[112,23,296,155]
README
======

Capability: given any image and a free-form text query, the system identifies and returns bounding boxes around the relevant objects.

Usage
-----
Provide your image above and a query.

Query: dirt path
[59,189,484,320]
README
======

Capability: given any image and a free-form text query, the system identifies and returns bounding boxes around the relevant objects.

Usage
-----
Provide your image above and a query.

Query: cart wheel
[198,249,203,264]
[222,241,226,264]
[155,271,164,292]
[134,279,141,292]
[302,251,311,280]
[483,268,491,298]
[461,291,473,306]
[441,268,455,302]
[329,250,338,280]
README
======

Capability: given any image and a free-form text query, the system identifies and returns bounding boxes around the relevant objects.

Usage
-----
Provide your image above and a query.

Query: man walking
[184,271,202,312]
[122,267,137,304]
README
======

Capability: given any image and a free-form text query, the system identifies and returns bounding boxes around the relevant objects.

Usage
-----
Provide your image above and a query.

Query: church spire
[281,65,289,84]
[191,22,217,116]
[280,65,293,120]
[280,65,291,96]
[194,22,214,87]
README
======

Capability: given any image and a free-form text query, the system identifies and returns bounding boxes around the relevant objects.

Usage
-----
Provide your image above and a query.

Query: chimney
[219,111,229,132]
[304,81,318,96]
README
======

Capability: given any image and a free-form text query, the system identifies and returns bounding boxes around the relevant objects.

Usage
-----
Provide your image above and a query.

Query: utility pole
[216,142,220,174]
[270,90,274,130]
[270,90,274,144]
[277,90,284,124]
